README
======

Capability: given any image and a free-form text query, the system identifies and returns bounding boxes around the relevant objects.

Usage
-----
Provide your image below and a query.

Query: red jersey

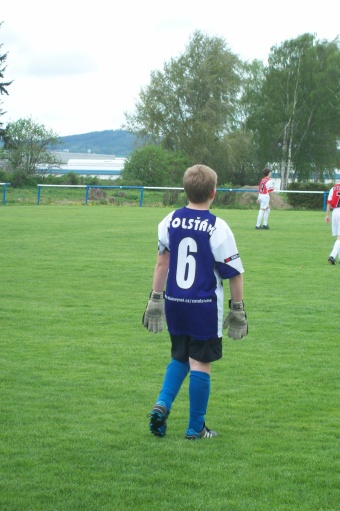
[258,176,274,194]
[327,185,340,209]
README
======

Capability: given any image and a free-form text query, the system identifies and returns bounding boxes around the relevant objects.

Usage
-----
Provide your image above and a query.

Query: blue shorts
[170,334,222,363]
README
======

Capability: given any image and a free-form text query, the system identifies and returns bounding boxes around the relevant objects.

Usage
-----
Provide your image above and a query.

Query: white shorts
[258,194,270,209]
[332,207,340,236]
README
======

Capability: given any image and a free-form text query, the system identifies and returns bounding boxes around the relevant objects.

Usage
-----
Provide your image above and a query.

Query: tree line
[123,31,340,189]
[1,25,339,189]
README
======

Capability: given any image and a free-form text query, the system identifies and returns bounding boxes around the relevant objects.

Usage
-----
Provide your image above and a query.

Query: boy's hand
[142,291,165,333]
[223,300,248,339]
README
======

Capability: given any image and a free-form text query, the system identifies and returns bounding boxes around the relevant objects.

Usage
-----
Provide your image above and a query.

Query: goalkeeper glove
[142,290,165,334]
[223,300,248,340]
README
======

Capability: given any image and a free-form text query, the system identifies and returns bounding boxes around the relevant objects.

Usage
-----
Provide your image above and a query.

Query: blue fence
[0,183,11,205]
[0,183,330,210]
[37,185,329,209]
[37,184,258,206]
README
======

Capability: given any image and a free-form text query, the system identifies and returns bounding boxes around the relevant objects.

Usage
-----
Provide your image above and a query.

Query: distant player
[255,167,274,229]
[143,164,248,440]
[325,183,340,264]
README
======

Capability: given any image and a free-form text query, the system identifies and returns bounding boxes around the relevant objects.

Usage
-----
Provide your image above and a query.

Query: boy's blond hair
[183,164,217,204]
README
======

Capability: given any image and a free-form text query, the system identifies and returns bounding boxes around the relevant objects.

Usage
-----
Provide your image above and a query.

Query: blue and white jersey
[158,207,244,340]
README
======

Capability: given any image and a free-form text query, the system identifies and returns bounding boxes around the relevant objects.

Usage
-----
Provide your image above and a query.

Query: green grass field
[1,206,339,511]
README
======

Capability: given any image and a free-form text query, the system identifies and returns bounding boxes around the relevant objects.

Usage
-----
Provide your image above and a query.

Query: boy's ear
[210,188,216,199]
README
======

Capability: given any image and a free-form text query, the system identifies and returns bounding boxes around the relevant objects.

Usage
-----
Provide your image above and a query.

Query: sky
[1,0,339,137]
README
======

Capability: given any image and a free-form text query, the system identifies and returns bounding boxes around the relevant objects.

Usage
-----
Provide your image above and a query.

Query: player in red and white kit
[325,184,340,264]
[255,167,274,230]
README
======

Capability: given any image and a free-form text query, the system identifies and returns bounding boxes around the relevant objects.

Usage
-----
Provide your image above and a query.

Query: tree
[124,31,242,169]
[121,145,190,187]
[218,130,259,186]
[245,34,340,188]
[1,117,61,184]
[0,22,13,137]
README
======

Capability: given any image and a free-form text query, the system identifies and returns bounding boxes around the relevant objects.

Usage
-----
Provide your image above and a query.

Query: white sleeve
[158,211,173,254]
[210,218,244,273]
[267,179,274,191]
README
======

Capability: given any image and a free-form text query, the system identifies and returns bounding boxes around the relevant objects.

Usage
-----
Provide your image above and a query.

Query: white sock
[256,210,264,227]
[331,239,340,260]
[263,209,270,226]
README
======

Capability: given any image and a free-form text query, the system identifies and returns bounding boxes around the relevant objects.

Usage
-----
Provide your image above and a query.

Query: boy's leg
[187,369,211,434]
[256,209,264,227]
[263,207,270,226]
[329,210,340,262]
[156,358,190,411]
[329,239,340,261]
[185,341,220,439]
[149,358,189,437]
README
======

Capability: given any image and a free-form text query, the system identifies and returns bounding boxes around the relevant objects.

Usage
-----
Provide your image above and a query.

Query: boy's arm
[228,273,243,302]
[152,250,170,292]
[143,250,170,334]
[223,273,248,340]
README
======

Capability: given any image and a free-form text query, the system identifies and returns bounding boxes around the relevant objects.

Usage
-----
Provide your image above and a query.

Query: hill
[56,129,136,157]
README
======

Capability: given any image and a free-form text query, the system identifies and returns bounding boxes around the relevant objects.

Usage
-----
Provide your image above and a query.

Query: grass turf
[0,206,339,511]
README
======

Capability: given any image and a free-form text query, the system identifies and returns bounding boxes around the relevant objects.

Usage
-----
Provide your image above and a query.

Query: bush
[286,182,328,210]
[64,172,79,185]
[11,170,38,187]
[212,183,237,207]
[214,191,237,207]
[163,190,180,206]
[0,169,8,182]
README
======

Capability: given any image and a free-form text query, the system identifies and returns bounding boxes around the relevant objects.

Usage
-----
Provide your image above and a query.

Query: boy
[143,164,248,440]
[325,183,340,264]
[256,167,274,229]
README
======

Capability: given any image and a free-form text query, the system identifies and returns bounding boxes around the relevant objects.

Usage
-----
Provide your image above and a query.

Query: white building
[48,152,126,179]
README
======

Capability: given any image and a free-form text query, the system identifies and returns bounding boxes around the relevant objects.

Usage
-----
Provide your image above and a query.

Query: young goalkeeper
[143,164,248,440]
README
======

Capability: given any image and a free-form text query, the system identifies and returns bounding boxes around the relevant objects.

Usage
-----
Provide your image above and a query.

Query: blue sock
[156,359,189,412]
[188,370,211,433]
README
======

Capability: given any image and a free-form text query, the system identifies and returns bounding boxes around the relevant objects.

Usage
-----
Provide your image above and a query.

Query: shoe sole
[185,426,217,440]
[149,410,167,437]
[185,434,217,440]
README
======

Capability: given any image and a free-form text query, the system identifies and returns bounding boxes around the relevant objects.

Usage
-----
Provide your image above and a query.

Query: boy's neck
[186,200,211,210]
